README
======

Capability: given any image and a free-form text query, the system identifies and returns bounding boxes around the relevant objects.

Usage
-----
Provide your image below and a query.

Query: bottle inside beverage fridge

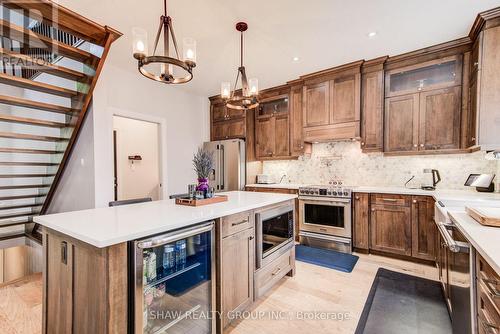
[175,239,187,269]
[162,244,176,274]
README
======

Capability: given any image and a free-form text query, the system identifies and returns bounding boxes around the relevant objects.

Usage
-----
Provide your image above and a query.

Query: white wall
[91,59,208,208]
[113,116,160,201]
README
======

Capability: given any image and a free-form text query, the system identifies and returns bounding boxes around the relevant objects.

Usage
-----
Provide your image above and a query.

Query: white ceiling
[61,0,500,97]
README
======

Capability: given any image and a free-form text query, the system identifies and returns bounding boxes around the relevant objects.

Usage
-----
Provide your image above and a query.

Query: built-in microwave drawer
[221,211,253,238]
[370,193,410,207]
[477,254,500,312]
[477,281,500,334]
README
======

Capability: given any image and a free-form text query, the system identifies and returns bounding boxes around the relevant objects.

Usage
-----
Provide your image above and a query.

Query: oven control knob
[343,191,349,196]
[332,191,337,196]
[327,191,332,195]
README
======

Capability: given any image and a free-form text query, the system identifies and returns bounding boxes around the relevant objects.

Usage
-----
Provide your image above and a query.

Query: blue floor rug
[295,245,359,273]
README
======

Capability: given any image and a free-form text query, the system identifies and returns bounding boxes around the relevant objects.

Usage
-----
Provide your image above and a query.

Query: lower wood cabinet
[476,254,500,333]
[353,193,369,249]
[411,196,437,261]
[218,217,255,330]
[370,203,412,256]
[353,192,437,261]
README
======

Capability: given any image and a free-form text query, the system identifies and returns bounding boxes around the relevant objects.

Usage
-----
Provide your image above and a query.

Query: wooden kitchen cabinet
[289,81,310,156]
[212,118,246,141]
[302,61,362,142]
[411,196,437,261]
[384,94,419,153]
[361,57,387,152]
[419,86,461,151]
[353,193,370,250]
[370,202,412,256]
[218,222,255,330]
[254,92,292,160]
[384,55,465,155]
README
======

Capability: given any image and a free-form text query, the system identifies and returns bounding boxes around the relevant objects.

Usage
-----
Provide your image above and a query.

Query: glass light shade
[221,82,231,99]
[249,78,259,96]
[132,27,148,58]
[182,38,197,63]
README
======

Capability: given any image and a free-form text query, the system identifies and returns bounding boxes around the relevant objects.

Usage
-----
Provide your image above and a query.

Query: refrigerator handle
[220,144,225,190]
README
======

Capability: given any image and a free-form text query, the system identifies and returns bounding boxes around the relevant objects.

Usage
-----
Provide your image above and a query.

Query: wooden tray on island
[175,195,228,207]
[466,207,500,227]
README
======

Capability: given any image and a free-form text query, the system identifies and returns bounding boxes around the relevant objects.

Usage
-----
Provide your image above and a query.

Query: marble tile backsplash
[262,142,500,191]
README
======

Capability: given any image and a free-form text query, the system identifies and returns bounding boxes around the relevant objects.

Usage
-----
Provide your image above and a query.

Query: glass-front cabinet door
[257,94,289,118]
[134,223,214,334]
[385,55,463,97]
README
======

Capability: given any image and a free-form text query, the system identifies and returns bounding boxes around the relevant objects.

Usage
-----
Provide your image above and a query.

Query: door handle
[382,198,398,202]
[220,144,225,190]
[231,219,249,227]
[271,267,282,276]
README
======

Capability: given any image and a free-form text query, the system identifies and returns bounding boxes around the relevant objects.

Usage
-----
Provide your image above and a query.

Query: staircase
[0,0,121,240]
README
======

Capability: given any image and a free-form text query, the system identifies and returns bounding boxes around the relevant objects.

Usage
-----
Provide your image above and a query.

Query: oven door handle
[299,197,351,204]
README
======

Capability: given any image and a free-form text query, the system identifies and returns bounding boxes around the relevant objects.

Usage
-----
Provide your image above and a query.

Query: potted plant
[192,148,214,197]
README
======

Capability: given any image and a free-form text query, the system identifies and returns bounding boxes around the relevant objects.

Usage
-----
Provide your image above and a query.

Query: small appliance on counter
[256,174,275,184]
[421,169,441,190]
[464,173,496,192]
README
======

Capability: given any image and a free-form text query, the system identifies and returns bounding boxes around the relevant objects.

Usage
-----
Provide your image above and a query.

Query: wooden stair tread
[0,48,88,81]
[0,194,46,200]
[0,114,68,128]
[0,19,98,63]
[0,203,42,211]
[0,185,50,190]
[0,95,78,115]
[0,219,31,228]
[0,131,69,142]
[0,72,78,98]
[0,161,59,166]
[1,0,121,46]
[0,174,56,178]
[0,211,40,220]
[0,147,65,154]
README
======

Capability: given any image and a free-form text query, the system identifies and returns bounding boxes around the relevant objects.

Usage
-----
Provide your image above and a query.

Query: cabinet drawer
[370,193,410,207]
[254,248,293,299]
[477,254,500,312]
[221,211,253,238]
[478,281,500,334]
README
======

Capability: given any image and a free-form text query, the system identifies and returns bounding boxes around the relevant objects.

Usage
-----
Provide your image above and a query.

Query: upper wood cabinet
[210,99,247,141]
[302,62,362,142]
[384,55,463,154]
[361,57,387,152]
[255,113,290,160]
[289,82,310,156]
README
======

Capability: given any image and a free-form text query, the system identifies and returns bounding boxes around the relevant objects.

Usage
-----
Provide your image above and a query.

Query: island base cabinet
[254,247,295,300]
[42,228,128,334]
[219,228,255,330]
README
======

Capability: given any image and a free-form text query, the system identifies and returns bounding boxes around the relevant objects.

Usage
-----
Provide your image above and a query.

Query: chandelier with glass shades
[132,0,196,84]
[221,22,259,110]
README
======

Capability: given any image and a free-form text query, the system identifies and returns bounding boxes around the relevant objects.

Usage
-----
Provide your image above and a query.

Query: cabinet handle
[232,219,249,227]
[61,241,68,265]
[382,198,398,202]
[271,267,282,276]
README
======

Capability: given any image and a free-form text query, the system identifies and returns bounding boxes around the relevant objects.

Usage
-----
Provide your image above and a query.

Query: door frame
[111,109,167,200]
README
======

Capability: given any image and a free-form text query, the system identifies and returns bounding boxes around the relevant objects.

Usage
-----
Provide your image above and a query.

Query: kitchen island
[34,191,297,334]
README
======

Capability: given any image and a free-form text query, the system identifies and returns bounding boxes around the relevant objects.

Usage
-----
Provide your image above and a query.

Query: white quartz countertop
[246,183,302,190]
[448,210,500,275]
[34,191,297,248]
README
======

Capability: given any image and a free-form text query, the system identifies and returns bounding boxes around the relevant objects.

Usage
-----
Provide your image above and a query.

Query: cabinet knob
[413,144,418,148]
[371,208,376,212]
[355,196,360,200]
[361,142,365,146]
[471,137,476,141]
[420,144,424,148]
[474,62,479,67]
[412,199,417,204]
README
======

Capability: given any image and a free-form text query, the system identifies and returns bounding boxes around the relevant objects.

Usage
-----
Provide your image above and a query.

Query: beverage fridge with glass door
[131,221,215,334]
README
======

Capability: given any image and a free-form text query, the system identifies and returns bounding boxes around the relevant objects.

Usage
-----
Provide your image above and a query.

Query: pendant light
[221,22,259,110]
[132,0,196,84]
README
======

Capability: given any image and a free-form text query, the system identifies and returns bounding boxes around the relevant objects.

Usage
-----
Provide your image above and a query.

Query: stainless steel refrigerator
[203,139,246,192]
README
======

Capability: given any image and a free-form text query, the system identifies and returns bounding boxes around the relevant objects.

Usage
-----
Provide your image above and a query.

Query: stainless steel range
[298,185,353,253]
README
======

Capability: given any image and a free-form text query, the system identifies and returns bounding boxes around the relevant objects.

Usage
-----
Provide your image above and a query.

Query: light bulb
[186,49,194,60]
[221,82,231,99]
[136,40,145,52]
